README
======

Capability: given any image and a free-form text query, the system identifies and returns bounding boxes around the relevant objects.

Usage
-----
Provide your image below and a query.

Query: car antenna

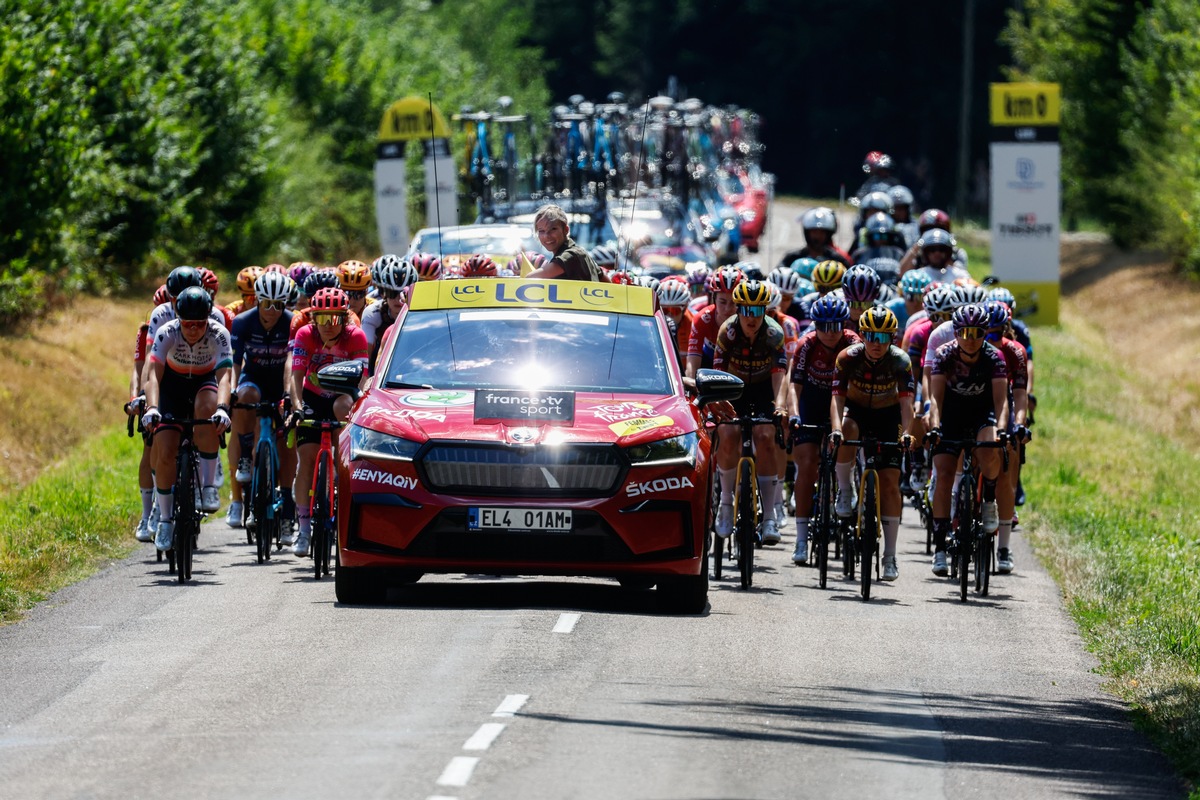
[428,92,445,264]
[626,99,652,273]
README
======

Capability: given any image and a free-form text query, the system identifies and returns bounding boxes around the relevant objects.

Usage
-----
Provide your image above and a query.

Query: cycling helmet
[197,267,220,296]
[864,256,901,284]
[706,265,745,295]
[810,295,851,325]
[302,270,340,298]
[236,266,264,296]
[264,263,287,274]
[370,254,403,278]
[765,282,783,311]
[636,275,661,292]
[791,256,820,280]
[732,279,771,307]
[899,270,934,299]
[686,264,711,287]
[799,207,838,233]
[768,269,804,296]
[512,251,548,275]
[862,151,894,174]
[876,283,899,303]
[174,286,213,321]
[920,228,956,253]
[153,284,170,307]
[923,285,957,316]
[953,284,989,307]
[864,213,895,243]
[952,303,990,331]
[988,286,1016,310]
[336,260,372,291]
[860,191,894,217]
[288,262,317,286]
[410,252,443,281]
[918,208,952,233]
[734,261,765,281]
[842,264,881,303]
[287,282,301,308]
[811,260,846,291]
[373,258,419,291]
[888,185,914,207]
[165,266,203,298]
[254,271,294,303]
[309,287,350,313]
[609,270,636,286]
[794,276,816,296]
[590,245,618,268]
[985,299,1012,329]
[857,305,899,336]
[461,254,498,278]
[656,281,691,308]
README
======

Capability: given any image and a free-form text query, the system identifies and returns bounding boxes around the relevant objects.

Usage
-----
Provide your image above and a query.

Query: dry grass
[0,296,147,493]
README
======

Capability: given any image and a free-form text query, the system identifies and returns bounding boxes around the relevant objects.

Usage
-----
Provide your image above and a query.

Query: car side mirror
[695,368,743,406]
[315,361,364,401]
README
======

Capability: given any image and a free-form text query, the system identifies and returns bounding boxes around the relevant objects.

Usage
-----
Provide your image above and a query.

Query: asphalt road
[0,201,1184,799]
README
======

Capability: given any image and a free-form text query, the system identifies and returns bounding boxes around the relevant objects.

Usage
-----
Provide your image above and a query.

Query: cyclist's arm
[771,370,786,413]
[992,377,1009,432]
[144,359,165,411]
[215,366,233,411]
[685,353,701,382]
[1025,358,1035,394]
[900,392,915,437]
[830,394,845,437]
[928,374,946,431]
[1012,387,1028,428]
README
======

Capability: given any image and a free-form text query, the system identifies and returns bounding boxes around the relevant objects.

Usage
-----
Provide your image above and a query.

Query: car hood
[352,389,696,447]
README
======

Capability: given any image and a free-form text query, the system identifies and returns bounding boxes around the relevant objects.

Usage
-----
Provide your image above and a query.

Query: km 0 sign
[990,82,1061,127]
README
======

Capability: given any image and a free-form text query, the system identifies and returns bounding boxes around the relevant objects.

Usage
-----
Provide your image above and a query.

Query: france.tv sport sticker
[608,416,674,436]
[474,390,576,424]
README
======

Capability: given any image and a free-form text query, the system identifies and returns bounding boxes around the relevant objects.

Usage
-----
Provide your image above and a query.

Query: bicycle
[710,414,785,590]
[233,400,287,564]
[291,416,347,580]
[158,417,219,583]
[933,437,1009,602]
[833,436,908,601]
[454,108,496,214]
[790,424,839,590]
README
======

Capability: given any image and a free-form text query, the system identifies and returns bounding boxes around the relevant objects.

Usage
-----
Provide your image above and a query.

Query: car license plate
[467,507,572,532]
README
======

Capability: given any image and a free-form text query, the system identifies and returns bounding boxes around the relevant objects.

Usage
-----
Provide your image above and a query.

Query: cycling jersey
[929,341,1007,403]
[776,244,851,272]
[912,263,971,285]
[903,316,936,377]
[231,308,293,402]
[993,337,1029,391]
[289,307,362,339]
[134,323,151,363]
[768,310,801,362]
[225,297,254,317]
[673,310,693,360]
[291,323,370,399]
[922,321,957,370]
[360,300,398,348]
[1011,319,1033,361]
[832,343,915,409]
[903,308,929,333]
[149,319,234,377]
[712,315,786,385]
[145,301,228,343]
[686,304,733,367]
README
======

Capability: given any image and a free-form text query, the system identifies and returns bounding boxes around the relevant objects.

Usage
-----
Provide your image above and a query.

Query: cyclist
[712,280,789,546]
[227,270,297,536]
[900,229,970,284]
[985,299,1029,573]
[146,266,229,344]
[336,260,372,318]
[685,266,744,379]
[128,284,171,542]
[226,266,264,317]
[923,284,988,384]
[288,287,370,557]
[898,271,934,333]
[768,267,807,325]
[926,303,1010,576]
[290,270,361,338]
[791,256,820,282]
[527,204,607,281]
[841,264,882,333]
[776,207,851,271]
[287,263,318,311]
[889,185,920,247]
[794,260,847,326]
[829,306,916,582]
[362,256,419,374]
[787,295,861,564]
[855,150,898,198]
[657,279,693,366]
[141,287,234,550]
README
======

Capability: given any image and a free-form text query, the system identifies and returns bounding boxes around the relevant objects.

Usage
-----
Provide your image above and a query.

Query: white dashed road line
[463,722,506,751]
[553,612,581,633]
[493,694,529,717]
[436,756,480,788]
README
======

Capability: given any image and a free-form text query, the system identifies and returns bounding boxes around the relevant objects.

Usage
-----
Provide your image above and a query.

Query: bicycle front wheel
[312,457,331,580]
[736,460,756,590]
[956,477,974,602]
[816,461,834,589]
[175,454,198,583]
[254,448,274,563]
[859,471,878,601]
[976,532,993,596]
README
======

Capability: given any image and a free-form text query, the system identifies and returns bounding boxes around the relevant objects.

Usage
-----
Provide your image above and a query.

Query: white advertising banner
[423,147,458,232]
[374,158,409,255]
[989,142,1060,324]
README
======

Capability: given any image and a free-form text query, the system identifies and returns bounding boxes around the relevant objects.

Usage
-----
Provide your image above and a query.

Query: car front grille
[420,443,624,496]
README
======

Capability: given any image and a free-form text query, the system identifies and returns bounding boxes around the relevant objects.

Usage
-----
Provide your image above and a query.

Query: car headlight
[624,432,697,466]
[348,425,422,462]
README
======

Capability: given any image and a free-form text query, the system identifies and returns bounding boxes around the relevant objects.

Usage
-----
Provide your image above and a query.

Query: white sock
[835,460,853,494]
[199,453,218,487]
[140,488,154,520]
[719,468,736,505]
[998,520,1013,551]
[296,505,311,536]
[882,516,900,556]
[155,488,174,522]
[795,517,809,546]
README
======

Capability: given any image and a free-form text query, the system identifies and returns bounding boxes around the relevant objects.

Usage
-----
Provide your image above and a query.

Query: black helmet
[302,270,340,298]
[174,286,213,321]
[165,266,202,298]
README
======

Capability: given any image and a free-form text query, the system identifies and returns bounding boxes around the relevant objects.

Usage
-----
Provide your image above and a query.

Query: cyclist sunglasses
[662,306,685,317]
[312,312,346,326]
[849,300,874,310]
[863,331,893,344]
[736,305,766,317]
[180,319,207,330]
[815,322,844,333]
[956,326,985,341]
[258,299,286,311]
[345,290,367,300]
[380,289,405,301]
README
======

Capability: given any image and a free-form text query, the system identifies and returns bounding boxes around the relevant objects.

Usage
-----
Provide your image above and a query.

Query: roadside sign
[990,83,1061,126]
[375,96,456,252]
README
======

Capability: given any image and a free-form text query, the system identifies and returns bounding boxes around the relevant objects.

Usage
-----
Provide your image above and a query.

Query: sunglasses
[381,289,405,301]
[736,305,766,318]
[258,300,286,311]
[815,322,844,333]
[956,326,985,341]
[312,312,346,326]
[345,291,366,300]
[849,300,874,310]
[662,306,685,317]
[180,319,207,330]
[863,331,893,344]
[930,311,952,323]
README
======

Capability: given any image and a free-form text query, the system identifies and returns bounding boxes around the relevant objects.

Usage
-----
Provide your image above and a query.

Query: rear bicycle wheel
[976,532,993,595]
[312,458,330,580]
[860,472,878,601]
[736,460,756,590]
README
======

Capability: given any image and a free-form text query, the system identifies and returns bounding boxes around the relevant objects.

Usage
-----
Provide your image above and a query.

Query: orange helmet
[236,266,264,295]
[336,260,372,291]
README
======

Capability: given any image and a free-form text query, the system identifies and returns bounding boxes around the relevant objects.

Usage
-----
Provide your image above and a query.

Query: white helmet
[254,271,295,303]
[799,207,838,233]
[765,282,783,311]
[636,275,661,292]
[374,258,419,292]
[767,269,803,295]
[656,281,691,308]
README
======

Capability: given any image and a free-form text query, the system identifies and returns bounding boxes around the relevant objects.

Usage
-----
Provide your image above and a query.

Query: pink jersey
[922,321,956,370]
[292,323,370,398]
[902,316,935,369]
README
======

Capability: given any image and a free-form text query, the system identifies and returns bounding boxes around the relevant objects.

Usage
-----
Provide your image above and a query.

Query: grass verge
[0,425,140,623]
[1023,310,1200,792]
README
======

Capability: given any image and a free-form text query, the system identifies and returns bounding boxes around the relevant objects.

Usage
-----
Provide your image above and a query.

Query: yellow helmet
[811,260,846,290]
[336,260,372,291]
[857,305,898,335]
[236,266,264,295]
[732,279,771,307]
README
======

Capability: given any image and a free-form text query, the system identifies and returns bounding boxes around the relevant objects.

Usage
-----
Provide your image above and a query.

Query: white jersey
[146,301,228,343]
[916,264,971,286]
[923,320,956,370]
[149,319,233,377]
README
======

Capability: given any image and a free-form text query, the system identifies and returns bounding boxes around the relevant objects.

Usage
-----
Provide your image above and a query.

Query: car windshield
[411,230,546,257]
[612,205,689,247]
[384,308,672,395]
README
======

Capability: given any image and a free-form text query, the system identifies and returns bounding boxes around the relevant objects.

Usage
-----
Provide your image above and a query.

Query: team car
[318,279,743,611]
[406,224,549,276]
